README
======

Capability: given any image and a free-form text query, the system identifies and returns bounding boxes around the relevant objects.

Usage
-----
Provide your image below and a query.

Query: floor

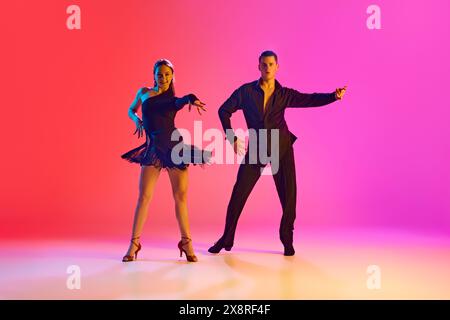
[1,227,449,299]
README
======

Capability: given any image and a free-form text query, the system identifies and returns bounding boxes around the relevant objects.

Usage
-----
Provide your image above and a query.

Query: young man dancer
[209,50,347,256]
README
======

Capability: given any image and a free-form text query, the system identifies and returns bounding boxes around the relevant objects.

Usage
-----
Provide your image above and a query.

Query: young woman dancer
[121,59,211,262]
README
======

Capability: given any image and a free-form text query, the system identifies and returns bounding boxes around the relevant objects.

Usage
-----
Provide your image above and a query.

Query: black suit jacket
[218,78,337,160]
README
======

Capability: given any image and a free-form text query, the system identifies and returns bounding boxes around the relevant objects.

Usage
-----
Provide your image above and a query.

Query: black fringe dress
[121,89,212,170]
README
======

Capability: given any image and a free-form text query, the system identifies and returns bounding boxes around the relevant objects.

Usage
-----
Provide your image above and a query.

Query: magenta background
[1,0,449,239]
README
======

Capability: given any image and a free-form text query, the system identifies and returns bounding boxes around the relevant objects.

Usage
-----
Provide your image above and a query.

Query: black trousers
[220,146,297,247]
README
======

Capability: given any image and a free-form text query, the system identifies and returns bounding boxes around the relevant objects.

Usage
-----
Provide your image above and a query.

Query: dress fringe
[121,142,212,170]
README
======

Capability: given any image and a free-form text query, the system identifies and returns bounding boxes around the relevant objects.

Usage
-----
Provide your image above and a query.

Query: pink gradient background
[1,0,449,240]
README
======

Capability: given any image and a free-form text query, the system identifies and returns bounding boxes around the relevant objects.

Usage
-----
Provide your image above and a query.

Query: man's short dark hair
[259,50,278,63]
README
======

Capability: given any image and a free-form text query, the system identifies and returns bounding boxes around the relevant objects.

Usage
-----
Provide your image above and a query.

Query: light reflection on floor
[1,227,449,299]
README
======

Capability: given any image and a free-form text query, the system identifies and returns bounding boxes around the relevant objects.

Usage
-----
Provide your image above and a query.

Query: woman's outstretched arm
[175,94,207,115]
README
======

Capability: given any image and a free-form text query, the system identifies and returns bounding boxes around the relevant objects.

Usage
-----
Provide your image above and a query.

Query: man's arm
[284,88,338,108]
[218,88,242,143]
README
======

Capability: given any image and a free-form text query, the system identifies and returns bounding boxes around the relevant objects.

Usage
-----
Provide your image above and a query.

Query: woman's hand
[189,100,207,115]
[133,118,144,138]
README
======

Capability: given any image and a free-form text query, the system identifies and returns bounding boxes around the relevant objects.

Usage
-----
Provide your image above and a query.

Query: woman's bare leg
[167,168,195,256]
[125,165,161,256]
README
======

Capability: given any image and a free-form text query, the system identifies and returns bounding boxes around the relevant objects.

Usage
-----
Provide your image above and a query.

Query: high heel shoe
[207,239,233,254]
[122,236,141,262]
[177,237,198,262]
